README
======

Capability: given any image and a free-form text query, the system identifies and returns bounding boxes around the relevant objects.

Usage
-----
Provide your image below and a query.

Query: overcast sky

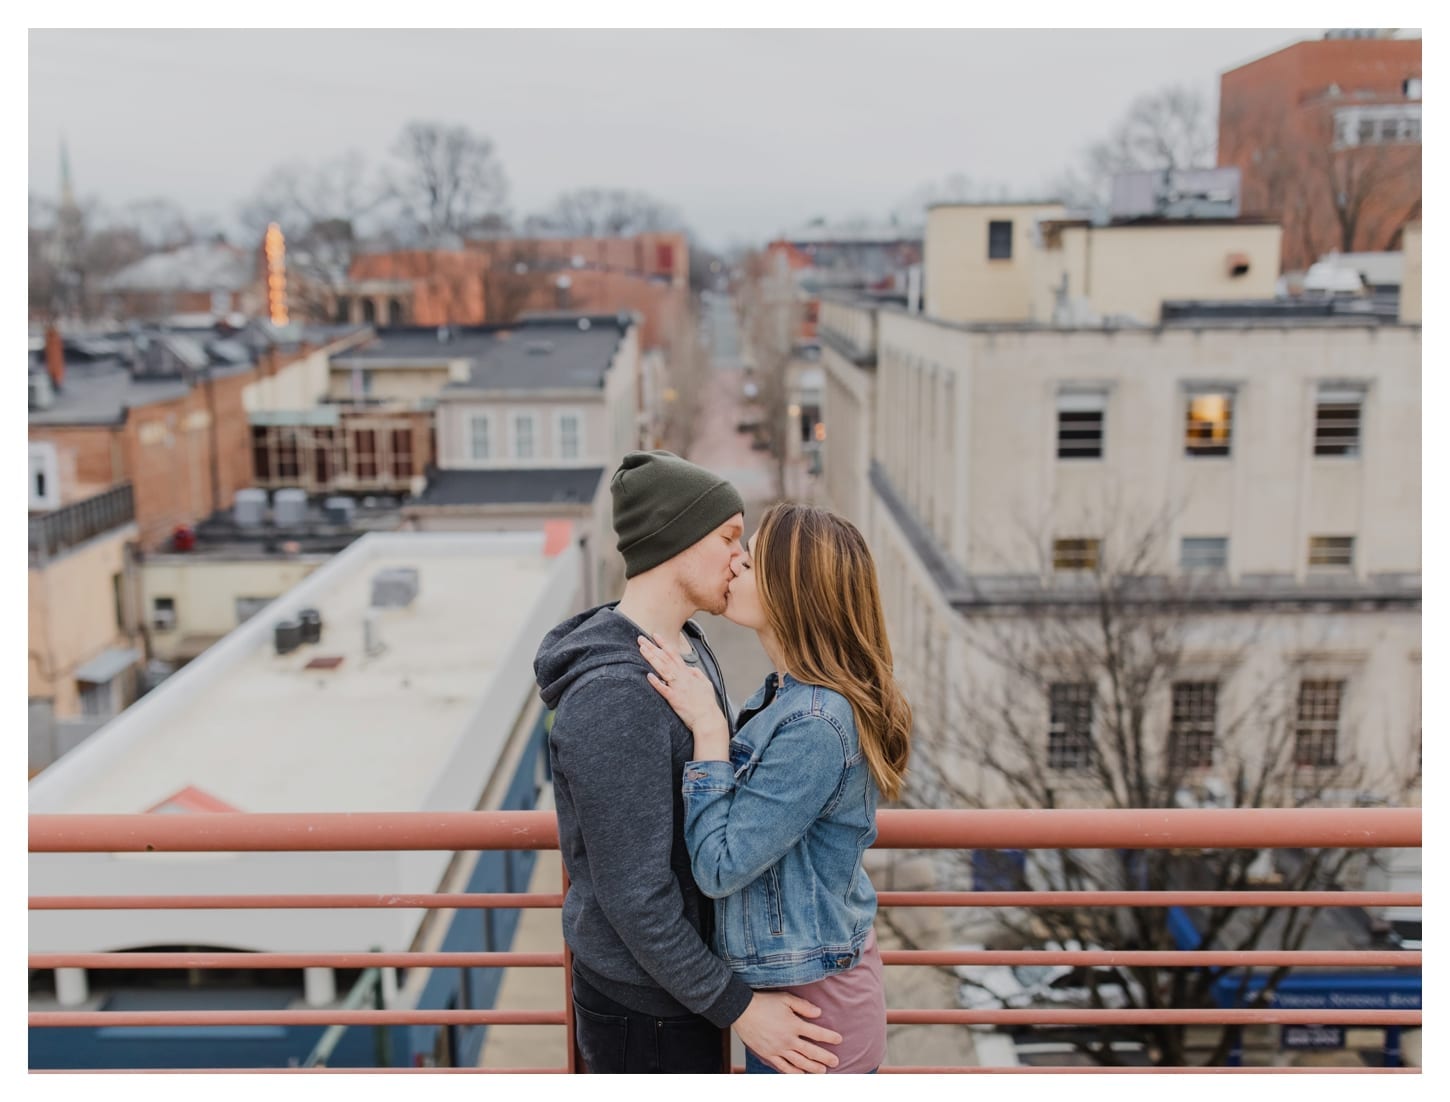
[30,28,1327,249]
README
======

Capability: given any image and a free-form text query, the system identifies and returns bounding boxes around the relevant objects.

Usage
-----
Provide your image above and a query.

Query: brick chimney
[44,326,64,391]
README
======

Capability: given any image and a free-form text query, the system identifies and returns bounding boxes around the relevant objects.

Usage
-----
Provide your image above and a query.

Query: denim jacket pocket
[761,864,784,936]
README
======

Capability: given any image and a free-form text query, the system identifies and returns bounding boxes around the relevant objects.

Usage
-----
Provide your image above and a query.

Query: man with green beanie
[534,451,841,1074]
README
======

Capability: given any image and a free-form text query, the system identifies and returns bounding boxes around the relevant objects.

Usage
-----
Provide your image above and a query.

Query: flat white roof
[30,531,580,816]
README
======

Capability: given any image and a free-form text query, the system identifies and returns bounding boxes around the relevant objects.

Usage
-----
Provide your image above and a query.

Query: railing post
[561,861,579,1074]
[371,948,391,1068]
[1384,1026,1402,1068]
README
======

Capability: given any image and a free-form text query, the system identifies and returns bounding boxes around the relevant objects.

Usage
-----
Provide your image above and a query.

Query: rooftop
[333,315,630,393]
[98,241,257,294]
[29,531,576,817]
[414,467,605,508]
[28,324,370,426]
[27,357,241,426]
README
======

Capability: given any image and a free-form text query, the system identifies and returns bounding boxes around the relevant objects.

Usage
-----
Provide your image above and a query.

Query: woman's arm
[681,714,846,898]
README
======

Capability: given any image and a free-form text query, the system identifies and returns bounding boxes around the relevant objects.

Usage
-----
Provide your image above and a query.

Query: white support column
[55,968,89,1007]
[381,966,400,1008]
[303,967,337,1007]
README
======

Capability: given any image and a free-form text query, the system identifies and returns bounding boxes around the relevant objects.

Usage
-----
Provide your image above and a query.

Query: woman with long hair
[637,502,913,1073]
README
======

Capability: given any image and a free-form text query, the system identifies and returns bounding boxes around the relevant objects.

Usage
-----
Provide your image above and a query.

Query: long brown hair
[752,503,913,801]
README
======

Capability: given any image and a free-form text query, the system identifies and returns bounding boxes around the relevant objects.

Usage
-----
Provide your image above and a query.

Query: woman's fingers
[790,1041,840,1069]
[645,671,670,695]
[779,1049,826,1073]
[800,1022,842,1047]
[783,995,823,1018]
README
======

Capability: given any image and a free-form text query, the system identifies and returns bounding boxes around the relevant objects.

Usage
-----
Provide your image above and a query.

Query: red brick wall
[119,371,255,549]
[28,426,125,504]
[1219,37,1422,271]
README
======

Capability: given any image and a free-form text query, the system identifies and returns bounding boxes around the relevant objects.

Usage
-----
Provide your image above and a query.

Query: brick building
[328,232,688,351]
[1218,32,1422,272]
[28,327,363,551]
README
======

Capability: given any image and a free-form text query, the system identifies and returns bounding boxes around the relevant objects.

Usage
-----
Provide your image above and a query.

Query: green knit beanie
[611,450,745,579]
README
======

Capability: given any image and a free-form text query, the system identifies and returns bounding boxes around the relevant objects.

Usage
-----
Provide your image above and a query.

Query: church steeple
[59,137,75,210]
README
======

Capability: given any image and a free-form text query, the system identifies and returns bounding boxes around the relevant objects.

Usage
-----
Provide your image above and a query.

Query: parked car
[955,941,1145,1031]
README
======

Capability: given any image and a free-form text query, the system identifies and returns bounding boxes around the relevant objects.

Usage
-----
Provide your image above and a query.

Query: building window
[1334,104,1422,146]
[1314,386,1364,457]
[1056,390,1106,459]
[112,573,126,632]
[151,596,176,631]
[251,426,272,481]
[391,428,414,478]
[1185,389,1234,457]
[29,442,60,511]
[1295,679,1344,767]
[276,431,300,479]
[1180,537,1229,572]
[1053,538,1100,572]
[513,413,536,459]
[470,415,492,460]
[988,220,1013,260]
[1169,682,1217,769]
[1048,682,1094,771]
[354,429,378,480]
[1308,536,1355,570]
[558,413,582,460]
[78,679,114,718]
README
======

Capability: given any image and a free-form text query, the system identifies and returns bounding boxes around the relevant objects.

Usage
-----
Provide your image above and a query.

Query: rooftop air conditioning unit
[274,488,308,528]
[323,496,356,526]
[233,488,267,528]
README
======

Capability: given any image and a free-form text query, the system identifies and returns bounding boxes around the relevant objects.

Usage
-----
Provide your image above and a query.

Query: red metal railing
[29,808,1421,1073]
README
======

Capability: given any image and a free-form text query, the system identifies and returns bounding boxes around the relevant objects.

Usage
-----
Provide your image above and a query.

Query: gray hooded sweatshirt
[534,602,754,1027]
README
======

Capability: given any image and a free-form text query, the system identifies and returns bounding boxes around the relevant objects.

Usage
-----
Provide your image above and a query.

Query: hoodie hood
[535,602,708,710]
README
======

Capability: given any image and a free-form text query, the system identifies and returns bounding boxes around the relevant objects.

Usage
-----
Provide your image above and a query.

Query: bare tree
[29,193,151,322]
[736,249,801,501]
[118,198,196,251]
[1221,97,1421,270]
[657,298,710,456]
[1054,84,1217,209]
[526,187,684,237]
[478,239,551,325]
[239,150,389,322]
[894,509,1418,1066]
[387,121,509,246]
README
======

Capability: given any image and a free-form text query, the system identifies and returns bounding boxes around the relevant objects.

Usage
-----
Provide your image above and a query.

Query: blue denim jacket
[681,672,879,988]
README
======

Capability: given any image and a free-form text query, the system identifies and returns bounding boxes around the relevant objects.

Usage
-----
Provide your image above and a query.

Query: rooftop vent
[323,496,356,526]
[298,608,323,644]
[274,488,308,528]
[371,566,420,609]
[274,619,303,656]
[577,317,592,331]
[234,488,267,528]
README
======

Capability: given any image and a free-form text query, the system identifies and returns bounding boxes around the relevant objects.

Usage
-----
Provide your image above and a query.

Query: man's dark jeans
[571,969,726,1073]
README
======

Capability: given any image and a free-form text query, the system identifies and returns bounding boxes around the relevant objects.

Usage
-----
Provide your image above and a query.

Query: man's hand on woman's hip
[733,992,842,1073]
